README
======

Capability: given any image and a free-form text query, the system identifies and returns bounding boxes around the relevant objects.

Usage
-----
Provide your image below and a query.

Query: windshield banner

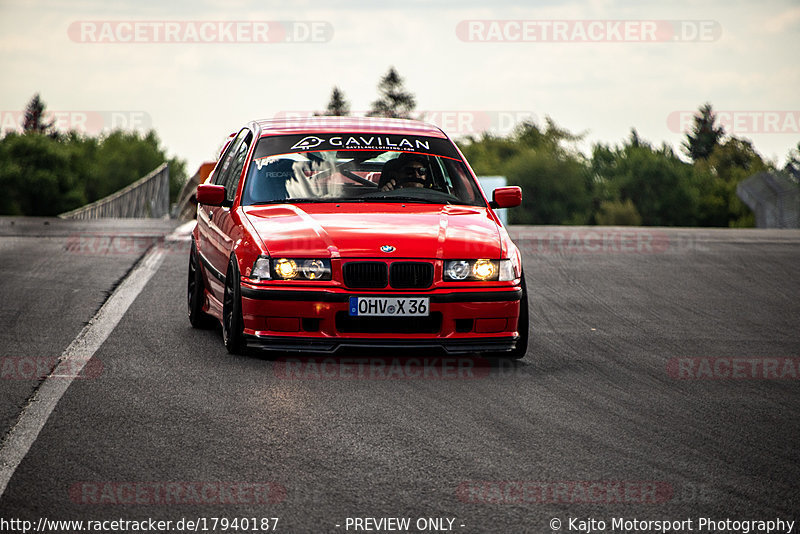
[252,134,461,160]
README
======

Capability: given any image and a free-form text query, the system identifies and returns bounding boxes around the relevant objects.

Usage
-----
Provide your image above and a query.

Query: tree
[0,128,188,215]
[683,103,724,161]
[22,93,55,135]
[85,130,173,202]
[0,133,85,215]
[782,142,800,182]
[592,132,701,226]
[367,67,416,119]
[693,136,771,227]
[459,119,592,224]
[323,87,350,116]
[704,136,768,182]
[504,147,593,224]
[453,110,780,227]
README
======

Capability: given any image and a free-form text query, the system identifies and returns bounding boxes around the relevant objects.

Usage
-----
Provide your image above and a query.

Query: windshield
[241,133,485,206]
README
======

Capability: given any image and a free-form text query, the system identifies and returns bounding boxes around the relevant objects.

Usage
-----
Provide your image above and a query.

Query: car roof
[252,116,448,138]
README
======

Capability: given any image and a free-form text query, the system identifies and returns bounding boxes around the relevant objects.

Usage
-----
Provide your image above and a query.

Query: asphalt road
[0,219,798,533]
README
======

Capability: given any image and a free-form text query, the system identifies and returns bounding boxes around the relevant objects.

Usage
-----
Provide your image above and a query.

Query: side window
[224,132,253,203]
[213,134,241,186]
[214,129,251,201]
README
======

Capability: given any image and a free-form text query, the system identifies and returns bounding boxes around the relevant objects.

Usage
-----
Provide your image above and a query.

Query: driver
[380,154,431,191]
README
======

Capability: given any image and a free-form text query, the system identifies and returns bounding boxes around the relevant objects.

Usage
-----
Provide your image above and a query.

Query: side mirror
[196,184,226,206]
[491,186,522,209]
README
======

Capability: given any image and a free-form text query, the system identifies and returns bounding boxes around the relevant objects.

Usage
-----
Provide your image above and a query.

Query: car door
[199,128,252,299]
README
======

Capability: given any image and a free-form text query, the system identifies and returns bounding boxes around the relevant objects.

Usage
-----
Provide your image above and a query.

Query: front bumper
[239,285,522,355]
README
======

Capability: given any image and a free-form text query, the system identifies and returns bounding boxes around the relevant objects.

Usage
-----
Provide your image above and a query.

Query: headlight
[300,259,330,280]
[443,259,517,281]
[444,259,501,281]
[444,260,471,281]
[250,256,272,280]
[472,259,496,280]
[274,258,299,279]
[273,258,331,281]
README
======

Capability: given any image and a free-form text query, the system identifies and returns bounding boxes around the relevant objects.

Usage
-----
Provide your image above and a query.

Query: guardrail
[173,162,215,221]
[737,171,800,229]
[59,163,170,219]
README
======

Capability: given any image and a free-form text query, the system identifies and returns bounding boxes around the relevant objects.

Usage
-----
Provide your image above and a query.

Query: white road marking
[0,239,167,497]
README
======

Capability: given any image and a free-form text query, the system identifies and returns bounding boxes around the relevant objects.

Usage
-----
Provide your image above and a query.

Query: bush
[595,199,642,226]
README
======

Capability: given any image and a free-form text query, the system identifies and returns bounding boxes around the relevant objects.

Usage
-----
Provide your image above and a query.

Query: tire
[222,256,246,354]
[188,242,215,329]
[506,275,529,359]
[489,273,529,360]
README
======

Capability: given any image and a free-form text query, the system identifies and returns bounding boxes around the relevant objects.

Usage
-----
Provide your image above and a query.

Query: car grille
[342,261,433,289]
[335,312,442,334]
[390,262,433,289]
[343,262,388,288]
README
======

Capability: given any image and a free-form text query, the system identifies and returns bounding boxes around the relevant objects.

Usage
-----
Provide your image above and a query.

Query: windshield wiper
[251,198,328,205]
[251,198,370,205]
[369,196,452,204]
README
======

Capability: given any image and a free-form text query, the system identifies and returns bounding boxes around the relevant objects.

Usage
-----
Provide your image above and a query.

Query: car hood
[242,203,503,259]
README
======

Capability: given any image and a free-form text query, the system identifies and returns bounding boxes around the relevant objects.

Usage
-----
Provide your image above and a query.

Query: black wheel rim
[223,267,234,344]
[188,253,197,313]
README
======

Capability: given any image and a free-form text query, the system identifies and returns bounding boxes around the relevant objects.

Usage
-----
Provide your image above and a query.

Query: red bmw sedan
[189,117,529,358]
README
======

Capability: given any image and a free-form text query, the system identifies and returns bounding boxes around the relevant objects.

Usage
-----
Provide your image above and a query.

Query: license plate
[349,296,429,317]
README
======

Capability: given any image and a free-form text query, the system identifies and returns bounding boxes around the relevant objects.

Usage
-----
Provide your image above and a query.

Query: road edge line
[0,244,166,497]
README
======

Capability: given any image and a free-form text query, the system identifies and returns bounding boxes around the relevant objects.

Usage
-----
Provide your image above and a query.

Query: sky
[1,0,798,176]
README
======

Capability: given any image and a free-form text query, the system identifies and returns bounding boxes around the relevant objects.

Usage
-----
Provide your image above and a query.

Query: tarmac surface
[0,218,798,532]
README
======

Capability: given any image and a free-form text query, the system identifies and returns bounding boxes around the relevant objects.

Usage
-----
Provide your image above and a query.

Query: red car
[189,117,528,358]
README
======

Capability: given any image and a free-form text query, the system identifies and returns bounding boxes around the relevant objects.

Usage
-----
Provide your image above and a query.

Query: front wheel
[188,243,215,329]
[490,274,529,360]
[222,257,246,354]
